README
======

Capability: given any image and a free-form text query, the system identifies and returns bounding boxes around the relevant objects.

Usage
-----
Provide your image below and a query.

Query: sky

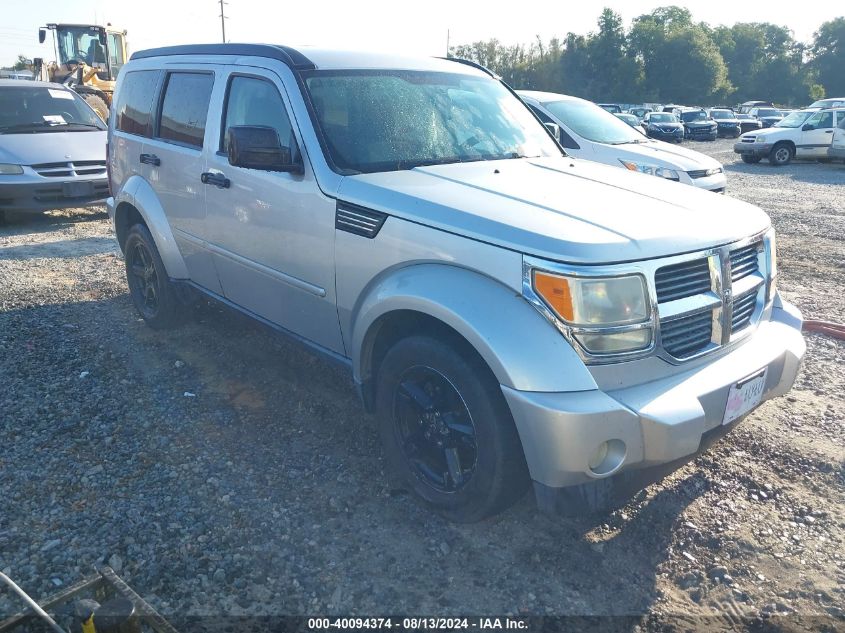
[2,0,843,66]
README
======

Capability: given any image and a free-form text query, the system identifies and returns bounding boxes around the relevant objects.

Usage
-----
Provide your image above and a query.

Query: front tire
[124,224,185,329]
[375,335,529,522]
[769,142,793,166]
[81,93,109,121]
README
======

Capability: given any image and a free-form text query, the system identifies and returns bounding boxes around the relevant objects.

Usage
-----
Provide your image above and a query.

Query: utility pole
[446,29,450,57]
[219,0,228,43]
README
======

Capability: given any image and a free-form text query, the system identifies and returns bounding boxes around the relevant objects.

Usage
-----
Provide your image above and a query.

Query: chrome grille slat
[655,257,710,303]
[661,311,712,357]
[656,239,766,360]
[32,160,108,178]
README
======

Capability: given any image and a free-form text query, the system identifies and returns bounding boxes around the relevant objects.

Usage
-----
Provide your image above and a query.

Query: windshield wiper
[0,121,103,133]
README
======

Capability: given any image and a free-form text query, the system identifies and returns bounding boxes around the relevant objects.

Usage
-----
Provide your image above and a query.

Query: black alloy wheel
[393,365,478,493]
[128,240,160,319]
[124,224,185,329]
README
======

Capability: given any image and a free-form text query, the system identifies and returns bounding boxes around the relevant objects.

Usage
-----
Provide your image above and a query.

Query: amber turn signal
[533,271,574,322]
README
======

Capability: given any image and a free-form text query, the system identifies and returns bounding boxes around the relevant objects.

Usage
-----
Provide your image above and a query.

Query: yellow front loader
[34,23,128,120]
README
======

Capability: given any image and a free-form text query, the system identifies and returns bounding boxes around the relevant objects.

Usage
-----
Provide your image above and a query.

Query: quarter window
[114,70,161,137]
[221,76,293,152]
[158,72,214,148]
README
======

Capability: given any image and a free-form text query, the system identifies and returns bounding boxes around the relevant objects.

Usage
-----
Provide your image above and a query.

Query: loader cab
[39,24,127,80]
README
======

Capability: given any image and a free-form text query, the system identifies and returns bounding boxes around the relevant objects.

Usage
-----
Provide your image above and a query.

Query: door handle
[140,153,161,166]
[200,172,231,189]
[824,130,833,134]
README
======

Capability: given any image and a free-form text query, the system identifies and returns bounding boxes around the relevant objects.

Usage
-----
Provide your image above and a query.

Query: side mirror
[98,30,107,47]
[227,126,302,173]
[39,28,47,44]
[802,124,814,131]
[544,122,561,142]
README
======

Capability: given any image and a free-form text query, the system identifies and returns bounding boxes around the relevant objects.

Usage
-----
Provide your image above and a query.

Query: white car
[734,108,845,165]
[518,91,727,193]
[808,97,845,110]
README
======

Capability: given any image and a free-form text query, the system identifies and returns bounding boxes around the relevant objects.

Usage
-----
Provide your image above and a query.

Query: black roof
[130,44,316,71]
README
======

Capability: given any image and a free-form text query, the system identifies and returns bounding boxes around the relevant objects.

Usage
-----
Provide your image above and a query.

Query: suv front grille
[662,311,713,358]
[655,258,710,303]
[32,161,107,178]
[730,244,759,282]
[731,290,758,333]
[656,239,766,360]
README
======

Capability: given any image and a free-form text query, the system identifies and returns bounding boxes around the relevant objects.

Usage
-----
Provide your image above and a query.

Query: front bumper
[647,128,684,142]
[681,171,727,193]
[685,126,718,140]
[503,298,805,515]
[716,124,741,137]
[734,141,773,158]
[0,176,108,213]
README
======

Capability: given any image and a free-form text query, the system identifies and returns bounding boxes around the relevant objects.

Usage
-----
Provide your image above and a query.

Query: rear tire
[375,334,529,522]
[769,142,793,166]
[124,224,185,329]
[741,155,762,164]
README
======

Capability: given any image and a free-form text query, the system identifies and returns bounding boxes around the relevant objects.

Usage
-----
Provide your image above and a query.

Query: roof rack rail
[130,43,316,71]
[438,57,500,80]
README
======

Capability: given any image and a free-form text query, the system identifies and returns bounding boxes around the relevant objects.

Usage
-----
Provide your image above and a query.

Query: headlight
[0,164,23,175]
[532,271,652,355]
[620,160,680,181]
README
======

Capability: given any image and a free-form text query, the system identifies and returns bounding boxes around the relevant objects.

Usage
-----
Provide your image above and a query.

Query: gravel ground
[1,139,843,631]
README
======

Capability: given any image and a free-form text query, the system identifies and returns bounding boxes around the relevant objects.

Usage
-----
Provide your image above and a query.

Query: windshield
[710,110,734,119]
[543,99,645,144]
[681,111,708,122]
[756,109,780,117]
[615,114,637,124]
[57,26,108,70]
[0,86,106,132]
[648,113,678,123]
[809,98,845,108]
[775,111,813,128]
[304,71,561,174]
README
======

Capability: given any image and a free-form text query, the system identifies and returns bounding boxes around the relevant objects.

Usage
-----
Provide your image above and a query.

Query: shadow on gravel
[0,236,118,260]
[725,160,845,185]
[0,207,108,234]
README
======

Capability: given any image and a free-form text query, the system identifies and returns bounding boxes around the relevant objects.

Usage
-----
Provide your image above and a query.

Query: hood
[715,118,740,124]
[745,127,791,141]
[683,120,716,128]
[0,129,106,165]
[649,121,683,129]
[336,156,769,265]
[598,139,721,171]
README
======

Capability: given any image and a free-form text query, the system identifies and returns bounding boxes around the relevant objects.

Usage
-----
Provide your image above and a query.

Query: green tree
[13,54,32,71]
[811,17,845,97]
[652,26,731,103]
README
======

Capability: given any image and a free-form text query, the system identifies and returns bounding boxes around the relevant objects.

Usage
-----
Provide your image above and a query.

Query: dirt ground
[0,138,842,631]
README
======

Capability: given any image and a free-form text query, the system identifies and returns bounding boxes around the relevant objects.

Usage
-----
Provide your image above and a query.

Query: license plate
[723,368,768,425]
[62,181,94,198]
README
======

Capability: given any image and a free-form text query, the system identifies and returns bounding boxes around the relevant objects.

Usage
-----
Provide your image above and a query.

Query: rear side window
[115,70,160,137]
[158,72,214,148]
[221,76,293,151]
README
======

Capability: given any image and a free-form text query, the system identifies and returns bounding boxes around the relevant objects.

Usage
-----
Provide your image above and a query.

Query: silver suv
[107,44,805,521]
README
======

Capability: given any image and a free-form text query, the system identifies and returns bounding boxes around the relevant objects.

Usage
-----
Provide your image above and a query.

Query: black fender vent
[335,201,387,238]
